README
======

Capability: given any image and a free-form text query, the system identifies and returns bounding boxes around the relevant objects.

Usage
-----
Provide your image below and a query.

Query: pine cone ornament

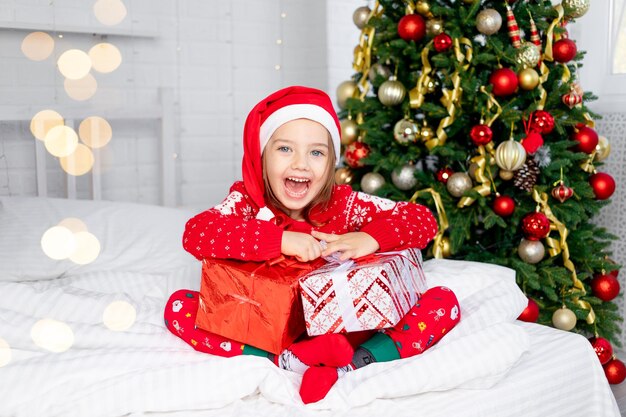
[513,158,540,192]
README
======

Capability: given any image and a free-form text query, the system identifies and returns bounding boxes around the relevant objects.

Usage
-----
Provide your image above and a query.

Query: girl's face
[264,119,331,220]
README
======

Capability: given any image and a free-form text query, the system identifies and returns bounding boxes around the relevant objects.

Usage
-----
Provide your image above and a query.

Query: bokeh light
[44,125,78,157]
[79,116,112,148]
[41,226,76,260]
[93,0,127,26]
[88,43,122,73]
[30,319,74,353]
[21,31,55,61]
[59,143,94,176]
[69,231,101,265]
[0,338,11,368]
[57,217,88,233]
[57,49,92,80]
[64,73,98,101]
[103,301,137,331]
[30,109,64,141]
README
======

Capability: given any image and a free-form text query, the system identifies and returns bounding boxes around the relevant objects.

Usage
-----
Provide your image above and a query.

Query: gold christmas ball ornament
[393,118,420,145]
[368,63,392,83]
[518,68,540,90]
[391,163,419,190]
[361,172,386,194]
[518,238,545,264]
[476,9,502,36]
[595,136,611,162]
[426,18,444,37]
[352,6,371,29]
[495,139,527,171]
[515,42,541,68]
[552,306,577,331]
[334,167,354,185]
[378,76,406,106]
[446,172,473,197]
[340,118,359,146]
[336,80,358,109]
[499,169,515,181]
[440,236,451,257]
[419,123,435,142]
[562,0,590,19]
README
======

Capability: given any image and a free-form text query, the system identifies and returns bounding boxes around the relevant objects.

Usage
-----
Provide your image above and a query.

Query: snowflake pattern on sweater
[183,181,438,262]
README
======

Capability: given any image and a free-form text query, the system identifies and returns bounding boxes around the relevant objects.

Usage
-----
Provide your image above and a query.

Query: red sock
[299,366,339,404]
[290,333,354,367]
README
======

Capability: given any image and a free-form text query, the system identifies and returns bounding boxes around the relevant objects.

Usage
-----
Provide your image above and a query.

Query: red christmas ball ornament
[493,194,516,217]
[530,110,555,135]
[344,141,370,168]
[553,38,578,63]
[518,298,539,322]
[589,337,614,365]
[489,68,519,96]
[604,358,626,385]
[591,274,621,302]
[589,172,616,200]
[521,212,551,240]
[551,182,574,203]
[521,132,544,154]
[571,125,599,154]
[436,167,454,184]
[433,33,453,52]
[398,14,426,42]
[469,124,493,146]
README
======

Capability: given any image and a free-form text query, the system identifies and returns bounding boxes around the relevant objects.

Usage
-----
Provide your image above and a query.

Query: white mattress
[0,197,620,417]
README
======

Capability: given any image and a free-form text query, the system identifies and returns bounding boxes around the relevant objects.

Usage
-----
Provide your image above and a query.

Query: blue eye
[311,149,325,157]
[277,146,291,152]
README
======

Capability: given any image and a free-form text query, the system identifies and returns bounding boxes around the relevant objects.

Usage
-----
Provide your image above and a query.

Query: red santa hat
[242,86,341,220]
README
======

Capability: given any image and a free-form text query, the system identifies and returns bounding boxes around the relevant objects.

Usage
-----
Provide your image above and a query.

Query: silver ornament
[515,42,541,68]
[495,139,527,171]
[446,172,473,197]
[378,76,406,106]
[518,238,545,264]
[393,118,420,145]
[562,0,590,19]
[552,307,577,331]
[391,164,418,191]
[352,6,371,29]
[361,172,386,194]
[368,63,392,83]
[476,9,502,35]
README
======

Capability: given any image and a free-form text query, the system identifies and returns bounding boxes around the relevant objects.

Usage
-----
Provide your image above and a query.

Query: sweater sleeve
[345,189,438,252]
[182,183,283,261]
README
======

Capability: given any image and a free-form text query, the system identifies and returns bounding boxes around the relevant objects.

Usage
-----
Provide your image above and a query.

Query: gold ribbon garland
[409,44,433,109]
[352,1,382,100]
[532,188,596,324]
[543,4,564,63]
[410,188,449,258]
[426,38,473,150]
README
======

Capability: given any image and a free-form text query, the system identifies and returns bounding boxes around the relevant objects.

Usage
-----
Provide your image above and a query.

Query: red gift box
[299,248,427,336]
[196,256,324,354]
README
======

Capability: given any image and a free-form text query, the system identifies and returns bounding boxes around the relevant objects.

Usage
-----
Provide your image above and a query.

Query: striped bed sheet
[0,197,620,417]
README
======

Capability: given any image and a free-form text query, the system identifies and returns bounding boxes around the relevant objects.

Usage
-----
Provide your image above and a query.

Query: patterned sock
[299,366,339,404]
[289,333,354,367]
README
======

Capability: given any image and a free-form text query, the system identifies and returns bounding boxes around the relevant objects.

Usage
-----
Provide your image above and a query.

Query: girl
[164,86,460,404]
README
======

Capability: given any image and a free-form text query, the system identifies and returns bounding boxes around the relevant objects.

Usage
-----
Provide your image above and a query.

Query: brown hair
[262,131,336,225]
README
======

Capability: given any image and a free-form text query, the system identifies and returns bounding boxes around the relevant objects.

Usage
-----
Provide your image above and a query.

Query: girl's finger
[311,230,339,242]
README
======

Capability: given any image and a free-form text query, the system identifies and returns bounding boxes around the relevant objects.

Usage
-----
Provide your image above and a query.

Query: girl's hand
[311,230,380,261]
[281,231,322,262]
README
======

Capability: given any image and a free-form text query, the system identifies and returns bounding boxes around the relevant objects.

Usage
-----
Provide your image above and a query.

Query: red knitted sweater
[183,181,438,262]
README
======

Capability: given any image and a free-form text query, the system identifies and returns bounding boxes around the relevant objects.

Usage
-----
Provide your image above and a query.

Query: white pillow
[0,197,200,281]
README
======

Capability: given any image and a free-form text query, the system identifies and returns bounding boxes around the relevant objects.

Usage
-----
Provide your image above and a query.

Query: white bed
[0,196,620,417]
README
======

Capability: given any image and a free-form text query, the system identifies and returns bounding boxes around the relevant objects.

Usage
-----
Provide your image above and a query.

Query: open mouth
[284,177,310,198]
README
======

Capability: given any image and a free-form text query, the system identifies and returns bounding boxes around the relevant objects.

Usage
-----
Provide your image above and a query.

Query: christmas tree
[337,0,626,384]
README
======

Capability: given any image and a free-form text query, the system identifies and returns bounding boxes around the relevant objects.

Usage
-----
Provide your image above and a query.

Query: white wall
[0,0,329,208]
